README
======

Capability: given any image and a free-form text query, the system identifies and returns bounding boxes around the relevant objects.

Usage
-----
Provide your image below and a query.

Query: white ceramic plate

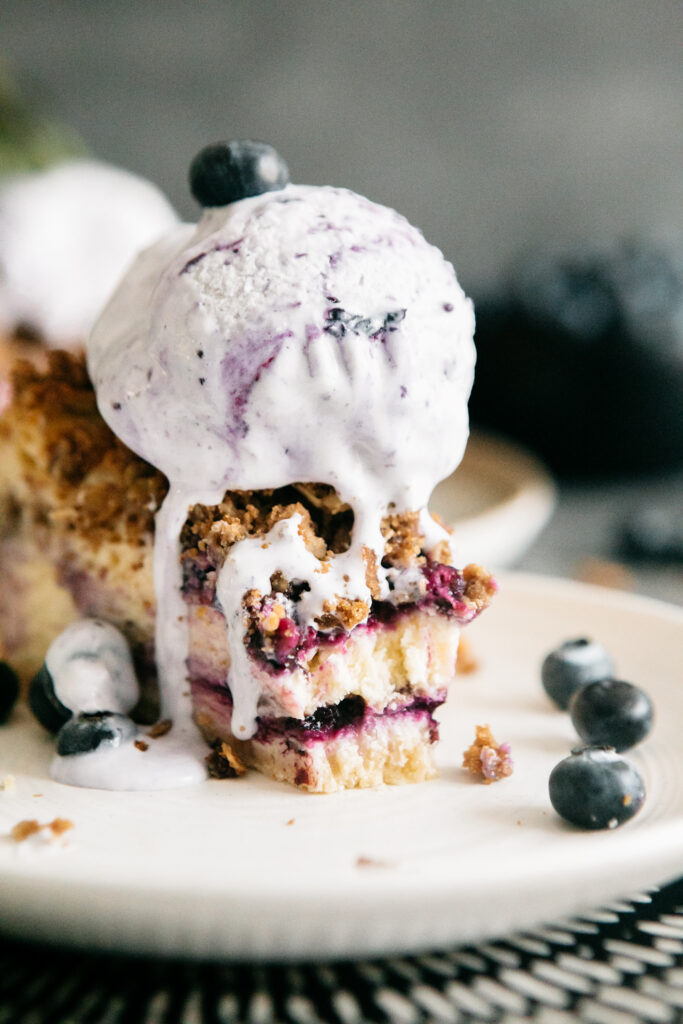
[1,574,681,961]
[430,431,556,568]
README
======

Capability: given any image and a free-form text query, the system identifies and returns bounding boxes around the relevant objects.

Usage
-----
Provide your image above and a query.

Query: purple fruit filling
[192,678,443,746]
[183,556,476,673]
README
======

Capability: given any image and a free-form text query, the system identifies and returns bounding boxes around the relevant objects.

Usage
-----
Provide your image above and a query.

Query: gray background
[2,0,681,600]
[2,0,682,292]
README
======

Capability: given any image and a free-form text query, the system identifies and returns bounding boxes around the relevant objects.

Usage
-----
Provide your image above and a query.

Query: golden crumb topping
[462,724,513,783]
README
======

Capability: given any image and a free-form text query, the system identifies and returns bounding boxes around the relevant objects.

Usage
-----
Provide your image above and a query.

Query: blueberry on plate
[189,140,289,208]
[541,637,614,709]
[56,711,137,756]
[549,746,645,829]
[569,679,654,752]
[0,661,20,723]
[29,663,71,733]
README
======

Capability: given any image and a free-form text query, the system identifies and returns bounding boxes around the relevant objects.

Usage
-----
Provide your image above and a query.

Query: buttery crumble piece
[206,740,248,779]
[381,510,424,568]
[134,739,149,752]
[10,819,41,841]
[147,718,173,738]
[463,724,513,783]
[462,564,498,611]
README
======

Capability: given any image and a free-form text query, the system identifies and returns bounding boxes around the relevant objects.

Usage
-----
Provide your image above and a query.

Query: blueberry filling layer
[192,679,443,745]
[184,558,477,673]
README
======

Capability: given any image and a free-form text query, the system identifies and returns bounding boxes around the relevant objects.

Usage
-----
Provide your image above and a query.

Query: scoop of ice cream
[89,183,475,512]
[0,159,178,346]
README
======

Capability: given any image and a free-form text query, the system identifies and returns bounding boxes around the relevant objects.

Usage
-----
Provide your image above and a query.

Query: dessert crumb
[286,818,295,826]
[356,855,394,869]
[206,740,248,779]
[456,636,479,675]
[33,794,43,798]
[134,739,149,752]
[11,819,41,842]
[148,718,173,739]
[463,724,513,784]
[10,817,74,842]
[1,775,16,793]
[49,817,74,837]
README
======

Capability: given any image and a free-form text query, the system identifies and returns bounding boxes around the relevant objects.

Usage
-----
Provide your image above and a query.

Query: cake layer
[194,683,440,793]
[188,603,461,720]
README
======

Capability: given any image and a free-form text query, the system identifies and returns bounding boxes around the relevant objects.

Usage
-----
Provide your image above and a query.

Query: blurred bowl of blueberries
[470,237,683,478]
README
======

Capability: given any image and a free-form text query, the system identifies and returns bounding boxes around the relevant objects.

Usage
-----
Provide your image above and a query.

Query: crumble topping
[462,564,498,611]
[6,353,167,545]
[206,740,248,778]
[147,718,173,738]
[463,724,513,783]
[381,510,424,568]
[317,596,370,631]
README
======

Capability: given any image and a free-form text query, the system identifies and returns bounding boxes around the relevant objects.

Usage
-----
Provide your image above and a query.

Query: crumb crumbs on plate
[147,718,173,739]
[134,739,149,752]
[463,724,513,783]
[286,818,295,826]
[10,817,74,842]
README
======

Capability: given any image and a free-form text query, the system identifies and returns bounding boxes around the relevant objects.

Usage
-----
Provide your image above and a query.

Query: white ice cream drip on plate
[88,142,476,742]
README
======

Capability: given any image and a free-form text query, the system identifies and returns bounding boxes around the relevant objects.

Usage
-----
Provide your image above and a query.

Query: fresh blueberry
[0,661,20,724]
[189,140,289,208]
[541,638,614,709]
[56,711,137,756]
[569,679,654,752]
[29,664,71,733]
[549,746,645,829]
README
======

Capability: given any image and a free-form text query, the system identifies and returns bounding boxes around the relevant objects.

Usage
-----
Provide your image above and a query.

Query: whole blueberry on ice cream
[190,141,289,207]
[88,142,476,740]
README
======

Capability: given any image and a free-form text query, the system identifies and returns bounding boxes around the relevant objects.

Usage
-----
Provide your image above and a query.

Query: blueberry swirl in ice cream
[87,141,476,748]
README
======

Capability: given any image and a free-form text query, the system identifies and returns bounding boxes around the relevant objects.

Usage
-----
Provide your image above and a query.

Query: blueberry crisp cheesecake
[0,141,496,792]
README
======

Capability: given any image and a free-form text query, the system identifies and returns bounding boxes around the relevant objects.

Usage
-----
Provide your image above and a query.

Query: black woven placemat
[1,877,682,1023]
